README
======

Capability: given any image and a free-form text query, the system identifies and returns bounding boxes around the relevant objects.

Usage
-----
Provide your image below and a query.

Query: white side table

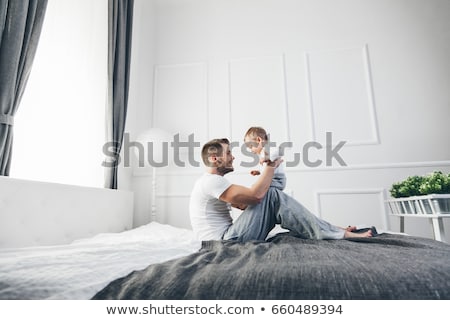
[389,213,449,242]
[386,194,450,242]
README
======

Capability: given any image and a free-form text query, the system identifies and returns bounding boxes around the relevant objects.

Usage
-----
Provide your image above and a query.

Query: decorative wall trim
[304,44,380,146]
[362,44,381,145]
[227,54,291,142]
[304,52,316,142]
[132,160,450,177]
[152,62,209,140]
[246,160,450,173]
[281,53,292,142]
[156,193,191,198]
[314,188,389,230]
[283,160,450,173]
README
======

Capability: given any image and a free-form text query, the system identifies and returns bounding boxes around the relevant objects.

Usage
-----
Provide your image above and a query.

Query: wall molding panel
[305,44,380,146]
[133,160,450,177]
[314,188,389,230]
[227,55,291,143]
[152,62,209,143]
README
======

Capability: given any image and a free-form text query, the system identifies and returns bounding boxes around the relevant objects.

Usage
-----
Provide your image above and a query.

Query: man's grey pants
[222,174,346,241]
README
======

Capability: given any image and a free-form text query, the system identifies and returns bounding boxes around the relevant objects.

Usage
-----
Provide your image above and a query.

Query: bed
[1,177,449,300]
[91,230,450,300]
[1,224,449,300]
[0,176,134,248]
[0,176,198,299]
[0,222,200,299]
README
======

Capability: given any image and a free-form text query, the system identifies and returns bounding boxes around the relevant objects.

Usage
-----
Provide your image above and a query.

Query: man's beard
[217,165,234,175]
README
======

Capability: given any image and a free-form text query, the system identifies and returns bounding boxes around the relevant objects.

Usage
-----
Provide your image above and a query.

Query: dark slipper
[352,226,378,236]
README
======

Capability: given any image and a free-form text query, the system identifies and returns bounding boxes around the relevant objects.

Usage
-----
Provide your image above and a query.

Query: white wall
[126,0,450,241]
[120,0,157,226]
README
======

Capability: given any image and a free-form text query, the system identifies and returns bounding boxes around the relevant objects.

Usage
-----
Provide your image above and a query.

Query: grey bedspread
[92,233,450,299]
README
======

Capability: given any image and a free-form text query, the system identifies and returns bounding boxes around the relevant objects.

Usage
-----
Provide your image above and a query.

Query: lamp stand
[151,166,157,221]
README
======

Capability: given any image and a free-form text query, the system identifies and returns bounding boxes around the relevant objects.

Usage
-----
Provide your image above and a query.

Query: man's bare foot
[344,229,373,238]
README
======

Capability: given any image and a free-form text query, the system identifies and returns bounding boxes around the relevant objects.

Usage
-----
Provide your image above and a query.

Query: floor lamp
[136,128,172,222]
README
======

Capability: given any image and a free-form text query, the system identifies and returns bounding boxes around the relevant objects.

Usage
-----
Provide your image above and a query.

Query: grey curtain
[0,0,48,175]
[104,0,134,189]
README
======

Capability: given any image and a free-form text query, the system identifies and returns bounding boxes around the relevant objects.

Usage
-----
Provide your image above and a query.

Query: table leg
[399,216,405,233]
[430,218,446,242]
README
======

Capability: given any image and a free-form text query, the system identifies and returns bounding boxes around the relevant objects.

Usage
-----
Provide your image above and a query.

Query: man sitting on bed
[189,138,373,241]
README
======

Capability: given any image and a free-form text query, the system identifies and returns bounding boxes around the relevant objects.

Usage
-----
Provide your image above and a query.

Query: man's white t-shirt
[189,173,233,241]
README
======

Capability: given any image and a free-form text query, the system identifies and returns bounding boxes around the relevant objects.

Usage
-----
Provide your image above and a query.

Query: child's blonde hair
[244,126,268,141]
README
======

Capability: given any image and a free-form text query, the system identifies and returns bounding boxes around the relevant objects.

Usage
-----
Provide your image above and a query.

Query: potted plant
[388,171,450,215]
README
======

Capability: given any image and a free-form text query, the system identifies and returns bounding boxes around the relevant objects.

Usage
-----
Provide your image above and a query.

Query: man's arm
[219,158,282,205]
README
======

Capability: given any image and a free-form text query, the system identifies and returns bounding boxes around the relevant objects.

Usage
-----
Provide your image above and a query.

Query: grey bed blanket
[92,233,450,299]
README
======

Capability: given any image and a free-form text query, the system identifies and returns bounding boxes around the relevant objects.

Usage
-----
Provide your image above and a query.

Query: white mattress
[0,222,201,300]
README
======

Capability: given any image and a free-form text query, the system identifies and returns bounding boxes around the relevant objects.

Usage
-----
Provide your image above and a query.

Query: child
[241,126,373,238]
[244,126,286,191]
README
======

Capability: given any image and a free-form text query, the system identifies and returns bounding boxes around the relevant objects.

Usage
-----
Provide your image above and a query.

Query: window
[10,0,108,188]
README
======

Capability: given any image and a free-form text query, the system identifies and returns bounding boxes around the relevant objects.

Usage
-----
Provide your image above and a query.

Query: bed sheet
[0,222,200,299]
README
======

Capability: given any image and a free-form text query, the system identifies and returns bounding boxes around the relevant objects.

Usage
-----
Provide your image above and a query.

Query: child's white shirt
[259,148,284,174]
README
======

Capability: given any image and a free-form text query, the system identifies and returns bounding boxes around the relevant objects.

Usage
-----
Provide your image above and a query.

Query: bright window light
[10,0,108,188]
